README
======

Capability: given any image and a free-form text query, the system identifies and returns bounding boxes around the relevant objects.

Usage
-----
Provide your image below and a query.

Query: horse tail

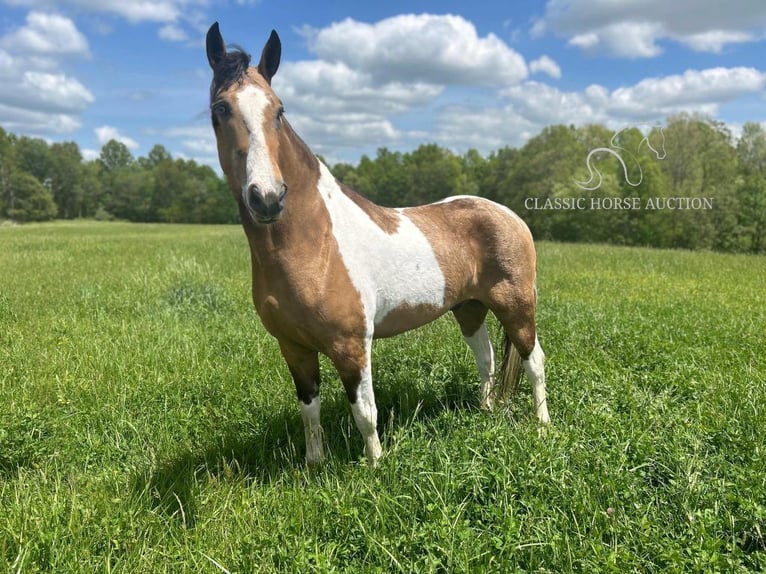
[496,277,537,403]
[497,332,523,402]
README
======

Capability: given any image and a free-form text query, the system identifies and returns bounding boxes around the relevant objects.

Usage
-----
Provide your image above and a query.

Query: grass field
[1,220,765,572]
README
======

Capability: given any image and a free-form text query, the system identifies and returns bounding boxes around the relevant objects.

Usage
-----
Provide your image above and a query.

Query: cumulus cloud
[427,65,766,157]
[536,0,766,57]
[0,102,83,133]
[500,67,766,127]
[0,14,94,135]
[301,14,528,86]
[568,21,664,58]
[4,0,182,23]
[529,55,561,79]
[264,14,532,160]
[95,125,139,150]
[0,12,89,56]
[276,60,443,117]
[158,24,188,42]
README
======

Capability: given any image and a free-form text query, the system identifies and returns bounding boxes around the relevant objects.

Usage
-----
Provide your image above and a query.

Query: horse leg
[279,341,324,465]
[524,336,550,424]
[491,295,551,424]
[331,338,382,467]
[452,300,495,409]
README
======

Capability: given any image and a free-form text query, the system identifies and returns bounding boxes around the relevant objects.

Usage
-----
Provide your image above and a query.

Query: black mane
[210,45,251,101]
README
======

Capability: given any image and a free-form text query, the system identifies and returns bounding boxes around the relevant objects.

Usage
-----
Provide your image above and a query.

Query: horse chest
[316,164,447,332]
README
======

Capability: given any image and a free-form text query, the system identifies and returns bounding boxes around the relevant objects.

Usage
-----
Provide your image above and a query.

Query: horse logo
[574,124,667,191]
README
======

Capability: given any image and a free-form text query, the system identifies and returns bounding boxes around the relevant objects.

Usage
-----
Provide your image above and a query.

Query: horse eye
[213,102,229,117]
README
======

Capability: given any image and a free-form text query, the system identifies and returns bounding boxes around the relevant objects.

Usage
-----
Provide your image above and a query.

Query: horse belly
[373,299,449,338]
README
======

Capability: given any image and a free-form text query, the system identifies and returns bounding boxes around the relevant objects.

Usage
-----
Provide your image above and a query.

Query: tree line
[0,128,237,225]
[1,113,765,253]
[332,114,766,253]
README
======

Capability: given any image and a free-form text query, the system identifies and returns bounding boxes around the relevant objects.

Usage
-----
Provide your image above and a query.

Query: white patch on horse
[316,162,446,332]
[300,396,324,464]
[350,342,382,466]
[236,85,281,198]
[523,337,550,424]
[464,322,496,409]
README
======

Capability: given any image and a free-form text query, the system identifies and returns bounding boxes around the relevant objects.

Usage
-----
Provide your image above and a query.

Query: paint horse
[205,23,550,467]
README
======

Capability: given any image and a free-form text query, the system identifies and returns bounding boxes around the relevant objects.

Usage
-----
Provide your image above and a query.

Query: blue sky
[1,0,766,168]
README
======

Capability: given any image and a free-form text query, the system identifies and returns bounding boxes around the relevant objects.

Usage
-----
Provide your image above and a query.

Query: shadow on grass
[133,356,483,528]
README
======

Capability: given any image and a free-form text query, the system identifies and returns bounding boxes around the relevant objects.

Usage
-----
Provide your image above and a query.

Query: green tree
[661,115,738,250]
[48,142,84,218]
[502,125,584,240]
[14,136,51,185]
[403,144,466,205]
[139,144,173,171]
[0,127,17,217]
[353,149,410,206]
[736,122,766,253]
[99,140,134,172]
[4,171,57,221]
[107,168,154,221]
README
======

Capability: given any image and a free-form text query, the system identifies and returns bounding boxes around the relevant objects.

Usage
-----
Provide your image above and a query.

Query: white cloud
[679,30,755,53]
[0,12,89,56]
[95,125,139,150]
[427,65,766,157]
[20,71,94,112]
[0,14,94,135]
[276,60,443,117]
[4,0,182,23]
[499,66,766,128]
[81,148,100,161]
[264,14,531,162]
[529,55,561,79]
[572,21,664,58]
[434,103,537,153]
[0,102,82,134]
[537,0,766,57]
[158,24,188,42]
[301,14,528,86]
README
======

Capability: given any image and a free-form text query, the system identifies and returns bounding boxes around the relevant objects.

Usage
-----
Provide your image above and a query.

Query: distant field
[1,220,764,572]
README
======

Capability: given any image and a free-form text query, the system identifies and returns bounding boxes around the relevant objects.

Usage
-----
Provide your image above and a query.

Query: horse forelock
[210,46,252,101]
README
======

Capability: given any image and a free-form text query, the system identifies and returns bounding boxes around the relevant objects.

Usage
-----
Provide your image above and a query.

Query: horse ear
[258,30,281,84]
[206,22,226,70]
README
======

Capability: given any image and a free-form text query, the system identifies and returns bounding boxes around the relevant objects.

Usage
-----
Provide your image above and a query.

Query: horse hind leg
[492,294,550,424]
[452,301,496,409]
[524,336,550,424]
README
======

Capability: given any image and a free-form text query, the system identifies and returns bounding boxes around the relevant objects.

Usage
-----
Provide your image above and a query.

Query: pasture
[0,220,764,572]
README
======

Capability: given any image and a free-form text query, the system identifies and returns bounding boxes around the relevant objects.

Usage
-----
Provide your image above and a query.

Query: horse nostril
[278,183,288,202]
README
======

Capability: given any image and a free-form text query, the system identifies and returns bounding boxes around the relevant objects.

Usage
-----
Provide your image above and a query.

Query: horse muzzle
[246,182,288,223]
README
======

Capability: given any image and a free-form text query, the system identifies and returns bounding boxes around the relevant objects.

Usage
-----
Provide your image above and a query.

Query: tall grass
[1,221,764,572]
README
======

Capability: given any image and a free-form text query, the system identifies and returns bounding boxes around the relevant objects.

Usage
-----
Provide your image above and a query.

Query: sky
[1,0,766,169]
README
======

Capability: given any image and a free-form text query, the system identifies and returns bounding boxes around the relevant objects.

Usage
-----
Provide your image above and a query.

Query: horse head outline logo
[574,124,667,191]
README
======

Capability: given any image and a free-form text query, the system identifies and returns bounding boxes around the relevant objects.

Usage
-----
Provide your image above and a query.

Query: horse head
[206,23,289,224]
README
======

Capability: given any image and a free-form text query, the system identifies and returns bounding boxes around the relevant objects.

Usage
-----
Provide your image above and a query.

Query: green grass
[1,220,764,572]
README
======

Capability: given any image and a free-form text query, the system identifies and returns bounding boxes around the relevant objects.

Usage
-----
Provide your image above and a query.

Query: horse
[205,22,550,467]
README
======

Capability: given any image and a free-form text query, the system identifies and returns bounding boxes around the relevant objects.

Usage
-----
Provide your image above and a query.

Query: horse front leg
[332,338,382,467]
[279,341,324,465]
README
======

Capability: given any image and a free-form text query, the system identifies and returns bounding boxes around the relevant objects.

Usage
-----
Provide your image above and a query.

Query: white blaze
[316,162,445,332]
[236,85,281,197]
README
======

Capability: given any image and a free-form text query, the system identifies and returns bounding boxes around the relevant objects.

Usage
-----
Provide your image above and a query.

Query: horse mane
[210,45,252,101]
